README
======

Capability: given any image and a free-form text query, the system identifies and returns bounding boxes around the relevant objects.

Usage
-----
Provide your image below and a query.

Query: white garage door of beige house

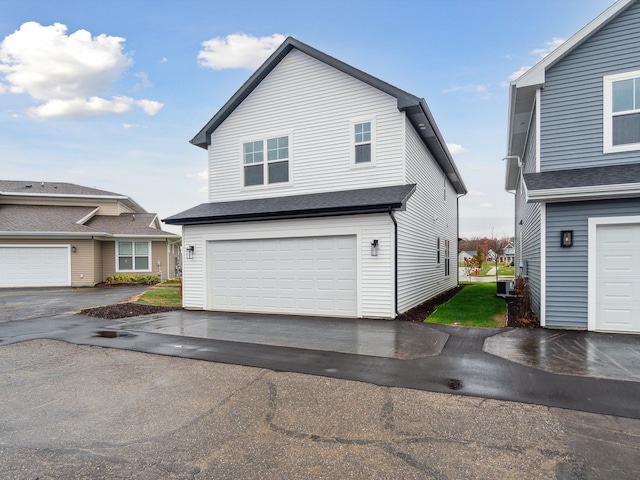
[0,246,70,288]
[595,223,640,333]
[208,236,357,317]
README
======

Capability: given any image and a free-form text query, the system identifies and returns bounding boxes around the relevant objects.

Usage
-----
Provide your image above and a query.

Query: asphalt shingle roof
[523,163,640,190]
[0,180,123,197]
[164,184,416,225]
[0,206,178,237]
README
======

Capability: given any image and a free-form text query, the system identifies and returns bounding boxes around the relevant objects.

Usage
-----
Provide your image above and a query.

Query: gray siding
[516,104,542,315]
[540,1,640,171]
[545,198,640,328]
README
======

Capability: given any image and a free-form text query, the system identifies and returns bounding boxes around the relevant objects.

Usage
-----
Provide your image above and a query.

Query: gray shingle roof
[524,163,640,190]
[164,184,416,225]
[0,205,97,233]
[86,213,178,237]
[0,206,179,238]
[0,180,123,197]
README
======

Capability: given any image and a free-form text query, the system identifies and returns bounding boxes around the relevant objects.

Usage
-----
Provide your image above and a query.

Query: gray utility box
[496,280,515,297]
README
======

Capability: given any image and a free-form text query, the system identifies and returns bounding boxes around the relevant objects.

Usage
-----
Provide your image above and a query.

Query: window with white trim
[351,119,375,166]
[243,135,289,186]
[604,71,640,153]
[117,241,150,271]
[354,122,371,163]
[436,237,441,264]
[444,240,450,276]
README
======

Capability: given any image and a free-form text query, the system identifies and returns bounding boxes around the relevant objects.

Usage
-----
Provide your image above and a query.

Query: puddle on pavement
[447,378,463,390]
[93,330,136,339]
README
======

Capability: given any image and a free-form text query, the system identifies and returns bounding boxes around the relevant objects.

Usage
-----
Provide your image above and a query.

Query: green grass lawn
[136,287,182,307]
[425,283,506,327]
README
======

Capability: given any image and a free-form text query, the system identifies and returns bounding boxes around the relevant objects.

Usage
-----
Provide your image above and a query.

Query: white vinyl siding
[540,0,640,170]
[396,118,458,313]
[208,49,404,202]
[181,214,394,318]
[0,245,70,287]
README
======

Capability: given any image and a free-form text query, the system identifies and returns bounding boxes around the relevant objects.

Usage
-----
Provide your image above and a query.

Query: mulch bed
[81,303,182,320]
[505,297,540,328]
[395,285,465,322]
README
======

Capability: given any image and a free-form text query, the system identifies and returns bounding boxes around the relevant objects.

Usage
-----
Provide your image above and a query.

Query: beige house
[0,180,181,287]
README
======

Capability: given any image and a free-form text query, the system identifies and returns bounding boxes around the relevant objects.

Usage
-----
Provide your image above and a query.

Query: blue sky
[0,0,617,237]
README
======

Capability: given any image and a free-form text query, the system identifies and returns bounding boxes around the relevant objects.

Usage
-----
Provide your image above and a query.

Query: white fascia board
[114,234,181,240]
[76,207,101,225]
[504,156,520,191]
[514,0,635,89]
[527,183,640,202]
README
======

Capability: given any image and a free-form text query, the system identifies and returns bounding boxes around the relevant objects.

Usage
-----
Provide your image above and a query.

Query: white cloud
[188,170,208,181]
[134,72,152,90]
[508,65,531,82]
[443,83,490,99]
[447,143,467,155]
[0,22,163,119]
[532,37,565,59]
[160,57,168,63]
[506,37,566,83]
[198,33,286,70]
[123,123,148,129]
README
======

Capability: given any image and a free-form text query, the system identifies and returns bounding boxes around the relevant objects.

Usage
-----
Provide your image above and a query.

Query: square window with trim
[243,136,289,186]
[604,71,640,153]
[117,241,150,271]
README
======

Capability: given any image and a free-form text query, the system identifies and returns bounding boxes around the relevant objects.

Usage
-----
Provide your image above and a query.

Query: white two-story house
[505,0,640,333]
[166,37,466,319]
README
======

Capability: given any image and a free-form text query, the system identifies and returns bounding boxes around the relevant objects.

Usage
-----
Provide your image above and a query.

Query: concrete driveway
[1,339,639,479]
[0,286,148,323]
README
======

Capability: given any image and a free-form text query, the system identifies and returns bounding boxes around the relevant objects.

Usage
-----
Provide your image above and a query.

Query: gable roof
[0,179,147,213]
[506,0,637,164]
[191,36,466,195]
[0,205,179,238]
[164,184,416,225]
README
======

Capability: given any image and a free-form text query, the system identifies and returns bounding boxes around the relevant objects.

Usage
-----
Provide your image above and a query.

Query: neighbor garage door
[209,236,357,317]
[595,223,640,332]
[0,246,70,288]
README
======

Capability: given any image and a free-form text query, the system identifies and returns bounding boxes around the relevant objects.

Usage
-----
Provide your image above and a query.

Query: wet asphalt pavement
[1,289,640,478]
[0,309,638,420]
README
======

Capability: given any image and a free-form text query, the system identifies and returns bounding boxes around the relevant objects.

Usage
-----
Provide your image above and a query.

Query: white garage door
[596,223,640,332]
[0,246,70,288]
[209,236,357,317]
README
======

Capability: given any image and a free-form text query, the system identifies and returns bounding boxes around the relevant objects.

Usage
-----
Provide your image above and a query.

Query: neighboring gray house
[505,0,640,333]
[166,37,466,319]
[458,250,475,263]
[0,180,181,287]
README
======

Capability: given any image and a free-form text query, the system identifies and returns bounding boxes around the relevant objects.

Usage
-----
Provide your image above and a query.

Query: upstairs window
[354,122,371,163]
[243,135,289,187]
[604,71,640,153]
[444,240,450,276]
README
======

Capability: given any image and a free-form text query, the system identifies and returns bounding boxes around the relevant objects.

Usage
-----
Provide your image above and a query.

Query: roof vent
[132,214,136,221]
[25,184,32,188]
[41,182,45,187]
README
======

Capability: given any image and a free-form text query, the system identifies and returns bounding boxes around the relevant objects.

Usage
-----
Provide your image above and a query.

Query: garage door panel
[209,236,357,317]
[0,246,70,288]
[596,223,640,332]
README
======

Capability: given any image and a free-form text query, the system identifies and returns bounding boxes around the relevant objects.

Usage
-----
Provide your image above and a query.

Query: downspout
[388,207,400,317]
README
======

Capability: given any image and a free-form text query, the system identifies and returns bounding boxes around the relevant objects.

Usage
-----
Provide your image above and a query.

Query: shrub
[104,274,160,285]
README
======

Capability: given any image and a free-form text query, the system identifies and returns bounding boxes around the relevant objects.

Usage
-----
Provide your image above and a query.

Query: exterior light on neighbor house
[371,239,379,257]
[71,245,76,253]
[186,245,195,259]
[561,230,573,248]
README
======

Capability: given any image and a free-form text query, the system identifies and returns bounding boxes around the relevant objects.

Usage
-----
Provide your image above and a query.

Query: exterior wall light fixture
[186,245,195,259]
[561,230,573,248]
[371,239,379,257]
[71,245,77,253]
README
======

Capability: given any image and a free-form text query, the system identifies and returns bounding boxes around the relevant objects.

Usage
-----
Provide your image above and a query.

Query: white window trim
[350,117,376,168]
[587,215,640,331]
[603,70,640,154]
[116,240,152,272]
[239,132,293,190]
